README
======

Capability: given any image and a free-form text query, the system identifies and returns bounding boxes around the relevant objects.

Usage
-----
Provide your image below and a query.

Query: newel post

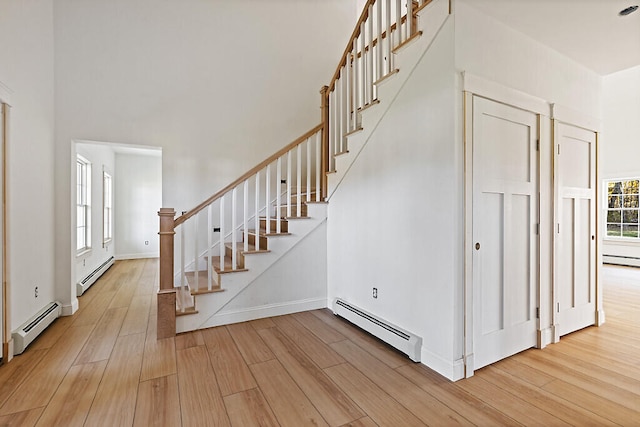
[157,208,176,339]
[320,85,330,200]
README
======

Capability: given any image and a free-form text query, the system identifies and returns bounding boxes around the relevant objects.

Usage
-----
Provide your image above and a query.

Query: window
[606,179,639,239]
[103,170,112,245]
[76,155,91,253]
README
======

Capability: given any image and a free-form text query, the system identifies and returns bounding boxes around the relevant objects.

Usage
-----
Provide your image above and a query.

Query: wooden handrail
[175,123,324,227]
[328,0,427,93]
[328,0,375,93]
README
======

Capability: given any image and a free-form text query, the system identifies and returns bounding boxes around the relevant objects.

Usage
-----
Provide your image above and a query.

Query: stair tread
[210,255,249,274]
[247,229,291,237]
[176,307,198,316]
[184,270,223,293]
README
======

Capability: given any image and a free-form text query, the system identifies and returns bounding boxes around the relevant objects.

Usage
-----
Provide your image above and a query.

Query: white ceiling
[466,0,640,76]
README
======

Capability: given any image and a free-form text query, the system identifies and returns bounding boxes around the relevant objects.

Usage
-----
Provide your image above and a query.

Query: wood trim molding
[550,104,601,132]
[461,72,551,117]
[2,103,11,363]
[462,91,474,378]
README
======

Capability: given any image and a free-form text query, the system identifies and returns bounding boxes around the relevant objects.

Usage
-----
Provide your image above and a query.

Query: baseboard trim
[61,298,79,316]
[115,253,159,260]
[198,297,327,330]
[537,326,553,348]
[420,347,465,381]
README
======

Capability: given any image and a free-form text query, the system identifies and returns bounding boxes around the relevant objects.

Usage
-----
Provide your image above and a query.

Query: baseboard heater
[333,298,422,362]
[603,254,640,268]
[77,256,115,296]
[12,301,61,355]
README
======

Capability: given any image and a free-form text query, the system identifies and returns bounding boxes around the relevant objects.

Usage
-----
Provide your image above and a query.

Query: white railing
[165,126,323,313]
[326,0,428,172]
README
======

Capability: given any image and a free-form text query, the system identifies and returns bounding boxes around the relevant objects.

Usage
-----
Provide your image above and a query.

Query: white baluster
[332,84,337,158]
[231,187,237,270]
[194,212,198,292]
[315,132,321,202]
[396,0,402,46]
[353,37,359,116]
[255,171,260,250]
[340,67,347,153]
[219,196,225,272]
[377,0,383,81]
[287,151,292,217]
[346,57,352,133]
[306,137,311,202]
[266,163,271,237]
[360,22,366,108]
[367,5,374,104]
[208,204,213,291]
[386,0,392,74]
[243,180,249,253]
[297,144,302,216]
[180,224,185,312]
[407,0,413,38]
[328,90,335,170]
[276,157,282,234]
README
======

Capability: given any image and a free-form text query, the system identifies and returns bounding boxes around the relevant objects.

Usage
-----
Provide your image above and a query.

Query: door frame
[550,105,603,343]
[462,73,551,377]
[0,81,11,363]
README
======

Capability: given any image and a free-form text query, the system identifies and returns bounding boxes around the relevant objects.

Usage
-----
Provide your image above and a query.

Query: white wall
[601,65,640,262]
[455,0,602,120]
[328,1,604,381]
[0,0,56,328]
[328,19,459,378]
[75,143,116,285]
[53,0,359,312]
[114,153,162,260]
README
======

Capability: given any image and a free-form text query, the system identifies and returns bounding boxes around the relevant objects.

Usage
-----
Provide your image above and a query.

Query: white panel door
[555,122,596,336]
[472,97,538,370]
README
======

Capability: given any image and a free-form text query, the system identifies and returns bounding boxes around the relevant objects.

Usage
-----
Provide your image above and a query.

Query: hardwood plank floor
[0,259,639,426]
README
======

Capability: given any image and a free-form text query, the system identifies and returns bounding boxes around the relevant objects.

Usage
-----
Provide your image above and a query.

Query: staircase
[157,0,452,338]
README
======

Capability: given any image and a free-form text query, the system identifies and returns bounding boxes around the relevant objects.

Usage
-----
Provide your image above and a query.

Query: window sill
[76,248,92,258]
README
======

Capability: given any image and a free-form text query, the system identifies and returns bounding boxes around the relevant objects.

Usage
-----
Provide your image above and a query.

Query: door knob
[475,242,480,250]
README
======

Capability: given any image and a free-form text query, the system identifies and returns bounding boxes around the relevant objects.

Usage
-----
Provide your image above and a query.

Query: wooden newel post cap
[158,208,176,217]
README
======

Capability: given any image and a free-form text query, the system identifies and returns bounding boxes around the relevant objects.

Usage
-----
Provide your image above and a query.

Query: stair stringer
[328,0,451,198]
[176,202,327,333]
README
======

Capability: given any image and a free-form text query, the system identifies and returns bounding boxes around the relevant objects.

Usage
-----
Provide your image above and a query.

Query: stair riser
[248,233,268,249]
[224,245,246,269]
[259,218,288,233]
[279,205,307,217]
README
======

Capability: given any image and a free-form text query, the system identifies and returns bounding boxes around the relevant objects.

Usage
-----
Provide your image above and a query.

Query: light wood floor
[0,259,639,426]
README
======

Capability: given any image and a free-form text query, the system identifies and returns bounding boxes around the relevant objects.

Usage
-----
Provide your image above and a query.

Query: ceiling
[467,0,640,76]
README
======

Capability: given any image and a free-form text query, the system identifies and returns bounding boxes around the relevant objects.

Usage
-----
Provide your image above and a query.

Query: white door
[472,97,538,370]
[554,122,596,336]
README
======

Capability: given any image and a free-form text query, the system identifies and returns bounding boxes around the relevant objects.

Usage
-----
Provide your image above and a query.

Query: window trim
[604,178,640,242]
[102,168,113,246]
[76,154,92,254]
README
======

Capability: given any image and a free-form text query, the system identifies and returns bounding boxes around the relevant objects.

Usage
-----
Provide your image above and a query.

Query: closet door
[472,97,539,369]
[554,122,596,336]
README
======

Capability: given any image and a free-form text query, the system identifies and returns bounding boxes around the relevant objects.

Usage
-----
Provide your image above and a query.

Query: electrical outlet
[34,286,38,298]
[372,287,378,299]
[144,240,149,245]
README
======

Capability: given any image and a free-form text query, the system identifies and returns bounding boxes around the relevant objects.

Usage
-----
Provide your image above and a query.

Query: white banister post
[231,187,237,270]
[276,157,282,233]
